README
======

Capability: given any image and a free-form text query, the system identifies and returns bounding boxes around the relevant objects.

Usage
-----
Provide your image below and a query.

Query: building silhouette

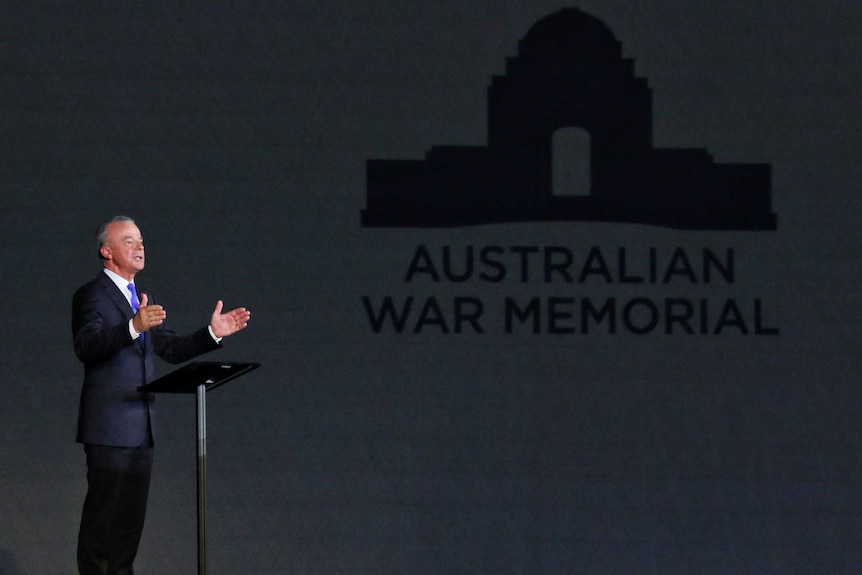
[362,8,776,230]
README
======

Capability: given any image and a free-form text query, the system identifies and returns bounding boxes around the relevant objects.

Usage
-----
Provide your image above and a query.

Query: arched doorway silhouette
[553,127,591,197]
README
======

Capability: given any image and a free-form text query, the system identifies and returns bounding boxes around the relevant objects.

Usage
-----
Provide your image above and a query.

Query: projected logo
[362,8,777,230]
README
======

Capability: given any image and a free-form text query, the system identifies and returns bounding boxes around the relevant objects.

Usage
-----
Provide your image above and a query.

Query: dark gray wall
[2,1,860,573]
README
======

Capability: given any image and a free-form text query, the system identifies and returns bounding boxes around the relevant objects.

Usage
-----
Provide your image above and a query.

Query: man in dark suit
[72,215,251,575]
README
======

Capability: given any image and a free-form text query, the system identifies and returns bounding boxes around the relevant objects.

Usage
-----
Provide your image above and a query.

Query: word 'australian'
[405,245,734,285]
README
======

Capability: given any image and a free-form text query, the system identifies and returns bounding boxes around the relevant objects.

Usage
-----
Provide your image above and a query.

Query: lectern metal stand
[140,361,260,575]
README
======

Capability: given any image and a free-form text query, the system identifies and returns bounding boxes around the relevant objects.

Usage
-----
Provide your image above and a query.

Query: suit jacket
[72,271,221,446]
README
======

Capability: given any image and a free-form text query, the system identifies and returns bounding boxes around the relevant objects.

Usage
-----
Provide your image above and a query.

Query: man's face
[101,221,145,280]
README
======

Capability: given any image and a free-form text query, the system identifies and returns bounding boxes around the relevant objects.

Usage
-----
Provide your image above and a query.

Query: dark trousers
[77,444,154,575]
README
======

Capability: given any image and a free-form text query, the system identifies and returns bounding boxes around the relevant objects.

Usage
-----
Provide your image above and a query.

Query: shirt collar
[102,268,136,305]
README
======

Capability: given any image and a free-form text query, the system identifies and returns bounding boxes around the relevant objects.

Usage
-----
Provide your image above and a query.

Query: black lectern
[139,361,260,575]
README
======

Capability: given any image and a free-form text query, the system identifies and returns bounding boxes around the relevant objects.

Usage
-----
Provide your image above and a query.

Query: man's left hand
[209,300,251,338]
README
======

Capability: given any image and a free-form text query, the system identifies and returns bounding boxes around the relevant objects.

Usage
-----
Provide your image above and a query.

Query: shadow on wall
[0,549,22,575]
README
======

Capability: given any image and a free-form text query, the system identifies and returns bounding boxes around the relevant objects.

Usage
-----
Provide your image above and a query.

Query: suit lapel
[100,273,135,321]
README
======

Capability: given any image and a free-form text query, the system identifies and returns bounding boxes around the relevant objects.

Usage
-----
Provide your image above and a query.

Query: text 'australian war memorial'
[362,245,779,336]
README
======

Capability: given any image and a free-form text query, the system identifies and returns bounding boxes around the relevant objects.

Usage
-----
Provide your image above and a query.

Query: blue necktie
[127,282,140,313]
[128,283,145,344]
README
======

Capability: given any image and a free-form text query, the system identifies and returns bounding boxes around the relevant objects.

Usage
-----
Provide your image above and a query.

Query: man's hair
[96,215,135,260]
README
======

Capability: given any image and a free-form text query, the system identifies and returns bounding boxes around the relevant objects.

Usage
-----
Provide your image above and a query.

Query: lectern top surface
[138,361,260,394]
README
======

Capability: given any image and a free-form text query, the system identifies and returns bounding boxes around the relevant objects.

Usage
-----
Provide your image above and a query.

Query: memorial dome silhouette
[519,7,621,65]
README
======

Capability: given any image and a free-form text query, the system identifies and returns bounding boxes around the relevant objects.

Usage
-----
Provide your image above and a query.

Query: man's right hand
[132,293,167,333]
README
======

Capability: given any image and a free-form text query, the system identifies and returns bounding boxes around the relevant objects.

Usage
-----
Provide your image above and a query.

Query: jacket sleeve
[150,323,222,364]
[72,283,135,365]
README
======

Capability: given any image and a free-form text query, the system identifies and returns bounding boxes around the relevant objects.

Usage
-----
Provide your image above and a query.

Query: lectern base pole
[196,383,207,575]
[137,361,260,575]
